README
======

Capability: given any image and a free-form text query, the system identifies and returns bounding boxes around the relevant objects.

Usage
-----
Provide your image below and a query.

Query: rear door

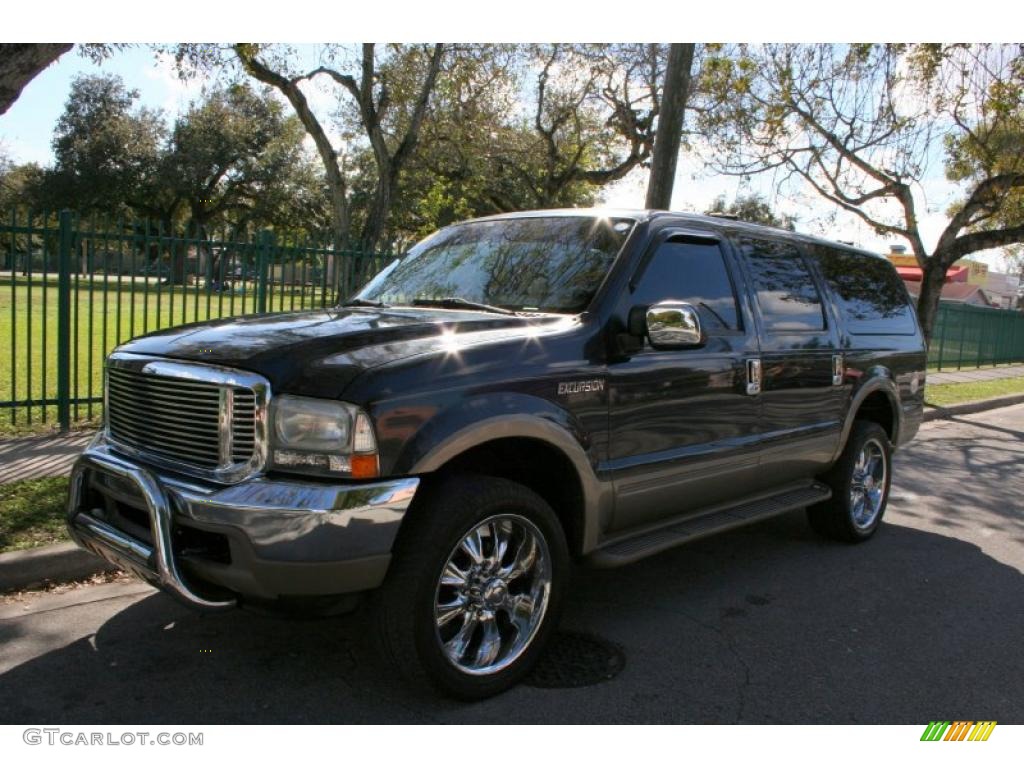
[733,235,845,483]
[606,228,763,532]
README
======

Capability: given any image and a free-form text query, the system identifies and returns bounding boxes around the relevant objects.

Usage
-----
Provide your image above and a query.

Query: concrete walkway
[0,432,94,484]
[928,364,1024,385]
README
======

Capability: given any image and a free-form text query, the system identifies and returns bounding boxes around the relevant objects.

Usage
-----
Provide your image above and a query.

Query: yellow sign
[887,254,919,268]
[956,259,989,286]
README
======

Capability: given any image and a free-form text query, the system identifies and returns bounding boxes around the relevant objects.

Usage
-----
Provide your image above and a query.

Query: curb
[923,393,1024,423]
[0,541,117,593]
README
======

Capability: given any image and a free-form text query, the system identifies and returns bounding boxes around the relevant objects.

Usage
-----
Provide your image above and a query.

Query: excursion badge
[557,379,606,396]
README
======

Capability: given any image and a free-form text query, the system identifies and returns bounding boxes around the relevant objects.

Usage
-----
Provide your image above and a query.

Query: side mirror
[642,302,704,349]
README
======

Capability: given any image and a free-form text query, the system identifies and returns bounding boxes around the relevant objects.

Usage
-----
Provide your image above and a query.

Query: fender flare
[410,414,611,554]
[833,375,902,463]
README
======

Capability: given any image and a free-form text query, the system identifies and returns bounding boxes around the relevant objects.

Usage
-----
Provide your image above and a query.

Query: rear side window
[632,239,740,331]
[739,237,826,332]
[810,247,917,335]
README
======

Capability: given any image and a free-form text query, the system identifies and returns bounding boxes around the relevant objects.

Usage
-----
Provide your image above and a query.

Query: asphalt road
[2,405,1022,724]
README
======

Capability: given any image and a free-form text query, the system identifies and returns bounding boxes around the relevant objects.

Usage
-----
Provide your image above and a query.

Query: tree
[43,74,329,263]
[700,44,1024,342]
[0,44,73,115]
[156,83,315,279]
[0,44,127,115]
[167,45,672,250]
[0,151,49,271]
[227,43,444,253]
[388,45,602,237]
[48,74,168,219]
[646,44,696,209]
[706,192,796,230]
[516,44,662,207]
[0,149,46,212]
[392,43,666,237]
[168,83,305,237]
[945,88,1024,275]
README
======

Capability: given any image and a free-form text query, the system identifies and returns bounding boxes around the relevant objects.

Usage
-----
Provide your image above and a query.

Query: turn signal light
[350,453,380,479]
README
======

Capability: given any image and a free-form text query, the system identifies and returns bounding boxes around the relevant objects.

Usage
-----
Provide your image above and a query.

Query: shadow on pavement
[1,512,1021,724]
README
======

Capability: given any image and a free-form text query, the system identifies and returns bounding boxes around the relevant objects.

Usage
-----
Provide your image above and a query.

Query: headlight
[270,395,378,478]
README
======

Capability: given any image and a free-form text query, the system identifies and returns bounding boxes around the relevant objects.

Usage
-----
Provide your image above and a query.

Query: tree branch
[938,172,1024,252]
[944,223,1024,262]
[391,44,445,176]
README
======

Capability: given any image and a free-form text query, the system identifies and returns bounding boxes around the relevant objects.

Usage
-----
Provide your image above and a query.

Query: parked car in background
[67,209,926,699]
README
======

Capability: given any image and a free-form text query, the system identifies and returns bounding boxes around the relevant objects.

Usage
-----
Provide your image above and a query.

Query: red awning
[894,265,968,283]
[896,266,922,281]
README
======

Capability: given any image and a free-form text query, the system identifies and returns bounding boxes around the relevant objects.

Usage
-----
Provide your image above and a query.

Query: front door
[606,230,762,533]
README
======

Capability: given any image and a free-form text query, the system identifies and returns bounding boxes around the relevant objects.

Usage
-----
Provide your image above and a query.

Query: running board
[589,482,832,568]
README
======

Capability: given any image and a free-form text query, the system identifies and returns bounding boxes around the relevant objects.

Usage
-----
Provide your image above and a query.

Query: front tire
[808,421,892,542]
[373,474,569,699]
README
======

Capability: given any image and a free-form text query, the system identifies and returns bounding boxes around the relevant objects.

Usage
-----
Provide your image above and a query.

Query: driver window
[632,240,741,332]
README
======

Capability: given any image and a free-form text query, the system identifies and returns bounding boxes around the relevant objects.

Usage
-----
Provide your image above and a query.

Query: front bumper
[67,434,419,610]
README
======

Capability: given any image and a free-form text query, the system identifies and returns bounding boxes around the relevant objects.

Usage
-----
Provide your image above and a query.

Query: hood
[115,307,564,398]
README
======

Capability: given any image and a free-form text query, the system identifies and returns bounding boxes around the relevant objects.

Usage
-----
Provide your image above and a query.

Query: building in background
[886,245,1021,310]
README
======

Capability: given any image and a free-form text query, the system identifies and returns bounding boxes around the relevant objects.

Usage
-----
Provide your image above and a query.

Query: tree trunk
[351,175,393,291]
[916,255,948,346]
[325,179,355,298]
[233,47,352,251]
[645,43,695,210]
[170,214,200,285]
[0,43,72,115]
[361,170,392,253]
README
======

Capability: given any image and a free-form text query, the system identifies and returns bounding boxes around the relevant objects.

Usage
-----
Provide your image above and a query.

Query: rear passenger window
[739,238,826,332]
[632,239,740,332]
[811,247,917,335]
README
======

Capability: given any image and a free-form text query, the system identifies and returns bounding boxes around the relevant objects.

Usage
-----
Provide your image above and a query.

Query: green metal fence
[929,301,1024,370]
[5,209,1022,431]
[1,210,391,432]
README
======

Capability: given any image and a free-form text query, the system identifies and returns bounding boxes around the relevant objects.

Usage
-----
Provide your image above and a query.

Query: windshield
[354,215,636,314]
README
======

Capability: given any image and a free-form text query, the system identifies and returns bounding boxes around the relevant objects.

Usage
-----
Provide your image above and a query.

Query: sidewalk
[928,364,1024,385]
[0,431,94,484]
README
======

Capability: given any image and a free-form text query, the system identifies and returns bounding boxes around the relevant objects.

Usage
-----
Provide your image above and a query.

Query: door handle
[832,354,844,386]
[746,358,762,396]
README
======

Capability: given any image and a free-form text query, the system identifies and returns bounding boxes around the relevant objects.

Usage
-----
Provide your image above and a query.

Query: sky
[0,43,1011,271]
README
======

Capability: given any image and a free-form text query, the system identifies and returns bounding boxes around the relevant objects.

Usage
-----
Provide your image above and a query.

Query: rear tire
[808,421,892,542]
[373,474,569,700]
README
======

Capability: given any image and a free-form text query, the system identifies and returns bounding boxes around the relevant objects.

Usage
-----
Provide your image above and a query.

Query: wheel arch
[832,375,901,464]
[409,415,608,556]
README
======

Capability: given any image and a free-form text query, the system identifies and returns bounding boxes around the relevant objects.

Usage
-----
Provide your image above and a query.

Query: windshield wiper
[411,297,516,315]
[341,298,390,308]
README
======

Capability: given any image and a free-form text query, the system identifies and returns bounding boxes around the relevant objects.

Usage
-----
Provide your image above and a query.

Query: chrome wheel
[849,437,887,530]
[433,514,552,676]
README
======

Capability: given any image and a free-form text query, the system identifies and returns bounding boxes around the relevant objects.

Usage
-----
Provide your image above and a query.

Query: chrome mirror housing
[645,302,704,349]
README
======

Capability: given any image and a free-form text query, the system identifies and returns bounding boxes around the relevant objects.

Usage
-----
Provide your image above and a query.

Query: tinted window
[811,246,917,335]
[632,240,740,331]
[740,238,825,332]
[357,216,635,313]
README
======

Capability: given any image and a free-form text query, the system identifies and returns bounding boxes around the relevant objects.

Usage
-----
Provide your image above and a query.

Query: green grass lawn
[925,376,1024,407]
[0,476,70,553]
[0,277,328,435]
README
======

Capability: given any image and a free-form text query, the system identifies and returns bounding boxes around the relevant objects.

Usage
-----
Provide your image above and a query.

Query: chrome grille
[231,389,257,463]
[104,355,269,482]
